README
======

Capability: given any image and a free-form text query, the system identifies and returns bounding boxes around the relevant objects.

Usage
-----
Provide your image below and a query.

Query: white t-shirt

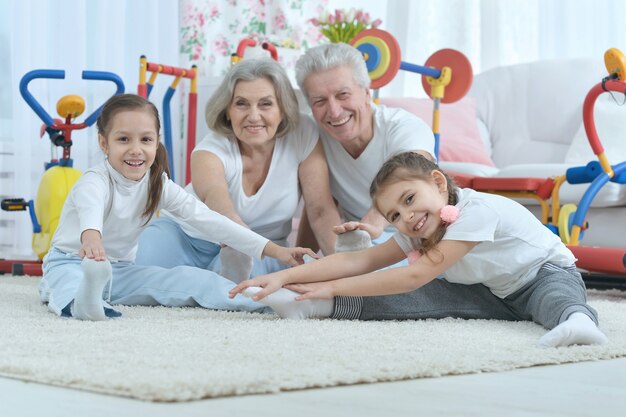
[51,160,269,262]
[185,114,319,241]
[393,188,576,298]
[318,104,434,223]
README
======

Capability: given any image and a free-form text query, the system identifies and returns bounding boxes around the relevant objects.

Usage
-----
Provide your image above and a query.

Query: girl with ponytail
[40,94,315,321]
[230,152,608,348]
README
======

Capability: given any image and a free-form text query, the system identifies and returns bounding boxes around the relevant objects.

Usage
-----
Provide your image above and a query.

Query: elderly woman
[135,58,341,282]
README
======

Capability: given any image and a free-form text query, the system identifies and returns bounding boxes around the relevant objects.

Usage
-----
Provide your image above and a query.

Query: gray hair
[295,43,371,100]
[206,58,299,138]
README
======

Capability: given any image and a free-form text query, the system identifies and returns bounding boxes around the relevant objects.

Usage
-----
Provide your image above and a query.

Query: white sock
[220,247,253,284]
[303,254,317,264]
[537,312,608,348]
[242,286,333,320]
[335,230,372,253]
[72,258,112,321]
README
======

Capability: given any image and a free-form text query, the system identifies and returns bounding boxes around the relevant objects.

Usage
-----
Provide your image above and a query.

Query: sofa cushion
[439,161,500,177]
[379,97,495,166]
[495,163,626,207]
[565,94,626,165]
[470,58,606,167]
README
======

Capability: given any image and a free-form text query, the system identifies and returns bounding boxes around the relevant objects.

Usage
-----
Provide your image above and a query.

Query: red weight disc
[422,49,473,103]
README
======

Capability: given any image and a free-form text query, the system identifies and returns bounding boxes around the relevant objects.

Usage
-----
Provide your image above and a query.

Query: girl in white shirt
[230,152,608,348]
[40,93,315,321]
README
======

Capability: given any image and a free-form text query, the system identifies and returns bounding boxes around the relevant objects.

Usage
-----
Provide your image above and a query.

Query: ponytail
[143,142,171,224]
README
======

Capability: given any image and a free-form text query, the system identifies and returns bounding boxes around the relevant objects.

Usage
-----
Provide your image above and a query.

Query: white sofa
[383,58,626,249]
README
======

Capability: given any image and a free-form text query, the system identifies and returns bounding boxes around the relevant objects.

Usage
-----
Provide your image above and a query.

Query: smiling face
[303,65,373,151]
[375,171,449,240]
[98,109,159,181]
[227,78,283,147]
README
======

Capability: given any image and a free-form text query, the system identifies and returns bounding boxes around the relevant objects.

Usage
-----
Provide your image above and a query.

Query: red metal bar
[583,80,626,156]
[146,62,196,79]
[262,42,278,61]
[569,246,626,275]
[236,39,257,58]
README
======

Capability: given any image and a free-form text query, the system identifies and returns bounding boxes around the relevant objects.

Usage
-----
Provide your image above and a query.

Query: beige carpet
[1,275,625,402]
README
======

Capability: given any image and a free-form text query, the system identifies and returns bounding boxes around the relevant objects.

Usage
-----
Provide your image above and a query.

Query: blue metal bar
[400,61,441,79]
[566,161,602,184]
[572,162,626,227]
[162,86,176,181]
[27,200,41,233]
[610,161,626,184]
[82,71,125,126]
[19,69,65,126]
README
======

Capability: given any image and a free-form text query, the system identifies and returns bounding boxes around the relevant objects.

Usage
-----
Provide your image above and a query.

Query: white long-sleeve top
[50,160,270,262]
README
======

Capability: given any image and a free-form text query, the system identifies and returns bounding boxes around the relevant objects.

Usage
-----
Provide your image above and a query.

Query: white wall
[325,0,626,98]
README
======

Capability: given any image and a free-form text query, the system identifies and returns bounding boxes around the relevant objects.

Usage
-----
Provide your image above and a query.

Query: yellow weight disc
[353,35,391,81]
[557,204,577,245]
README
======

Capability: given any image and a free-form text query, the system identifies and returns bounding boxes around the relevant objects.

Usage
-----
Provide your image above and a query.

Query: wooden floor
[2,357,625,417]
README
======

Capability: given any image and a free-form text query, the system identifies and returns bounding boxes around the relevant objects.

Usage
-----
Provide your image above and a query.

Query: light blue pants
[40,247,271,318]
[135,216,290,277]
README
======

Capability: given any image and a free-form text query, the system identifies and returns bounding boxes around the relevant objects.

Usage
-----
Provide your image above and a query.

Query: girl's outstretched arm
[287,239,477,300]
[229,238,406,301]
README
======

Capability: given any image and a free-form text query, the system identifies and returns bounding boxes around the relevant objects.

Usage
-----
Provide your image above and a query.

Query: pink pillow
[378,97,495,167]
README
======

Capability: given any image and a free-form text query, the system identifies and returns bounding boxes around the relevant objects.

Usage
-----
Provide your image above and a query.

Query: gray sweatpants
[332,263,598,330]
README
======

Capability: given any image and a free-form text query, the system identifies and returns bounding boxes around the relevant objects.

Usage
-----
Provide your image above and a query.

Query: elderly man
[276,42,519,321]
[295,42,435,251]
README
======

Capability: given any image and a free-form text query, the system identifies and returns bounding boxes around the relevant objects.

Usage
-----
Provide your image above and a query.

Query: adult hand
[285,282,335,300]
[263,242,319,267]
[277,246,320,266]
[332,221,383,240]
[229,274,284,301]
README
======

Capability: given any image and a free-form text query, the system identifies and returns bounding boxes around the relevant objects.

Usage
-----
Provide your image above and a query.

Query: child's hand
[285,282,335,300]
[264,242,318,267]
[79,229,107,261]
[229,274,283,301]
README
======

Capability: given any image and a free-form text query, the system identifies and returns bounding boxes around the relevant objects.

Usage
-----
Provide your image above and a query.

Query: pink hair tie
[440,205,460,224]
[406,205,460,265]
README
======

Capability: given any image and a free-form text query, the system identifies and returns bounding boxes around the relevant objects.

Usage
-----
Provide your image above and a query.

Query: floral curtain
[179,0,329,78]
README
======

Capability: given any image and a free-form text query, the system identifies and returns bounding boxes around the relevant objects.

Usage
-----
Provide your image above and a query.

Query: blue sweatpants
[40,247,271,318]
[135,216,290,277]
